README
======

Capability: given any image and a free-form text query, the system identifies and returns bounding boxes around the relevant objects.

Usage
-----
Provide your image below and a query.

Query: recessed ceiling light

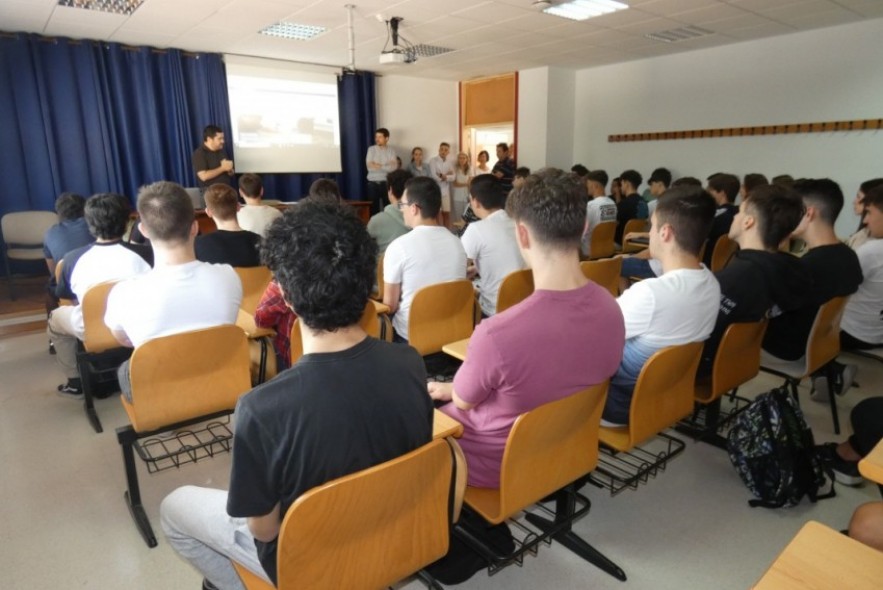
[260,22,327,41]
[57,0,144,16]
[645,25,713,43]
[543,0,629,22]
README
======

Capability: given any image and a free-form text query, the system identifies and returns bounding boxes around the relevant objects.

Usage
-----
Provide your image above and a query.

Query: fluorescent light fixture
[645,25,713,43]
[57,0,144,16]
[260,22,327,41]
[543,0,628,22]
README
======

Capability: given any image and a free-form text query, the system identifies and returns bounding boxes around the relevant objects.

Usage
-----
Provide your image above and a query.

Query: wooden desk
[753,521,883,589]
[859,439,883,484]
[441,338,470,362]
[235,309,275,339]
[371,300,391,315]
[433,409,463,439]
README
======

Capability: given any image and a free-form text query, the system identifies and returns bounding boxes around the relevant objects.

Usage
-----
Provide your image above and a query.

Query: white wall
[571,18,883,237]
[375,75,459,164]
[517,67,575,171]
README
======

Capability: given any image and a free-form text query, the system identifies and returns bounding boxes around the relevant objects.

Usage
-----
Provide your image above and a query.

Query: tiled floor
[1,330,880,590]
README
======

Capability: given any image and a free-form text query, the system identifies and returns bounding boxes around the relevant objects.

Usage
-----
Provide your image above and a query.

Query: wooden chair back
[234,266,272,316]
[275,438,457,590]
[373,253,385,301]
[123,325,251,432]
[290,301,386,365]
[580,258,622,297]
[496,269,534,314]
[408,279,475,356]
[464,383,608,525]
[805,296,849,376]
[696,320,767,404]
[81,280,123,353]
[601,342,703,451]
[620,219,649,253]
[710,234,739,272]
[588,221,617,259]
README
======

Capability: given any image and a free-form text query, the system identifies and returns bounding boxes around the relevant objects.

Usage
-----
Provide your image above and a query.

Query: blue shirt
[43,218,93,261]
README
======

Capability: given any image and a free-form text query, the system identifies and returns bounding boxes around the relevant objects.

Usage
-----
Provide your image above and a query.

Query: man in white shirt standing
[428,142,455,224]
[365,127,397,214]
[383,176,467,342]
[604,186,720,426]
[461,175,525,317]
[105,181,242,403]
[237,173,281,238]
[583,169,617,257]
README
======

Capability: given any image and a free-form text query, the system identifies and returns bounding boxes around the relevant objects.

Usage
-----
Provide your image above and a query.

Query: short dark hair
[478,150,489,160]
[506,168,585,250]
[707,173,740,203]
[864,185,883,211]
[203,185,239,220]
[514,167,531,179]
[84,193,131,240]
[308,179,342,204]
[202,125,223,142]
[792,178,844,226]
[238,173,263,198]
[653,187,716,257]
[470,174,505,210]
[772,174,794,188]
[403,176,441,219]
[860,178,883,196]
[586,169,608,188]
[496,142,509,152]
[743,173,769,193]
[439,142,450,148]
[571,164,589,177]
[55,192,86,221]
[136,181,194,243]
[672,176,702,188]
[744,184,805,250]
[648,167,672,188]
[261,201,376,332]
[375,127,389,138]
[386,169,412,199]
[620,170,642,190]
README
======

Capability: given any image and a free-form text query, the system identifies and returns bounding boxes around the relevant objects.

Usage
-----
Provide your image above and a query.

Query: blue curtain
[0,33,377,218]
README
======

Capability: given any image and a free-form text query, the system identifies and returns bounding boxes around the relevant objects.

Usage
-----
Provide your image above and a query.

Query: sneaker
[56,380,83,400]
[819,442,863,486]
[837,364,858,397]
[810,375,831,402]
[202,580,219,590]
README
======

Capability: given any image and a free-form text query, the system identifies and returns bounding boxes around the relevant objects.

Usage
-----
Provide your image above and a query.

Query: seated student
[614,169,648,244]
[429,169,624,488]
[846,178,883,250]
[104,181,242,403]
[195,185,261,267]
[461,175,525,318]
[254,279,296,371]
[740,172,769,201]
[383,176,467,342]
[582,169,617,257]
[236,173,281,238]
[571,163,589,178]
[645,167,672,217]
[48,193,152,398]
[512,166,530,190]
[43,192,93,277]
[819,185,883,398]
[703,172,740,267]
[762,179,862,393]
[160,201,432,589]
[672,176,703,188]
[306,178,342,204]
[697,184,810,377]
[366,169,412,255]
[605,186,720,426]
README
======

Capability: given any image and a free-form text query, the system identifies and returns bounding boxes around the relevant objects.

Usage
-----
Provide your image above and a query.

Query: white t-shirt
[617,266,720,348]
[105,260,242,348]
[842,238,883,344]
[583,196,617,255]
[461,210,525,317]
[384,225,467,339]
[237,204,282,238]
[69,243,151,338]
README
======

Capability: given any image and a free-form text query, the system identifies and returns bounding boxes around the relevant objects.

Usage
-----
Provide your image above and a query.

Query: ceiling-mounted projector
[379,16,415,65]
[379,50,407,65]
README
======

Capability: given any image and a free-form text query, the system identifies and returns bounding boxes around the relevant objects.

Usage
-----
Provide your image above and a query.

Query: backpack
[726,386,835,508]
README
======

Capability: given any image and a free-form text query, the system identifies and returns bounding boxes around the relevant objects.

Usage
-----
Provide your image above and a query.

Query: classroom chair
[495,268,533,315]
[234,265,273,317]
[619,218,649,253]
[709,234,739,272]
[581,258,622,297]
[588,221,617,259]
[1,210,58,300]
[408,280,476,357]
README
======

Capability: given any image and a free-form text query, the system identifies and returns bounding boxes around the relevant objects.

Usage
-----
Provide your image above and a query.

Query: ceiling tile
[669,3,751,24]
[785,8,864,29]
[638,0,722,15]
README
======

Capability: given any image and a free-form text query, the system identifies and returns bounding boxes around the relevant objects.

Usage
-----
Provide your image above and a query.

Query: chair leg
[415,569,444,590]
[76,352,103,434]
[118,426,157,548]
[825,363,841,435]
[524,487,626,582]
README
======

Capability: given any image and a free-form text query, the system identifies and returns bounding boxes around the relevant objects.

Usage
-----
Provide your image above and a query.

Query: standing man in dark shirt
[763,179,863,362]
[615,169,648,244]
[492,142,516,195]
[194,185,261,267]
[160,201,433,589]
[192,124,234,190]
[704,172,740,266]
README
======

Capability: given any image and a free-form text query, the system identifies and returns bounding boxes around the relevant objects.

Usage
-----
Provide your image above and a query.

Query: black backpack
[727,385,836,508]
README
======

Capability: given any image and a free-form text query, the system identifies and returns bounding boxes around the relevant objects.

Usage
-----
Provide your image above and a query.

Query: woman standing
[476,150,491,174]
[407,147,430,177]
[452,152,472,218]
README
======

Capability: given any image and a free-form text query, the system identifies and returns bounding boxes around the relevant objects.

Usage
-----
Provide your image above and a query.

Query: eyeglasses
[397,200,419,209]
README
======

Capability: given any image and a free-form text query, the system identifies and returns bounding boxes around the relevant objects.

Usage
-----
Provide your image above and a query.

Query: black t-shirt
[763,243,863,360]
[615,193,645,243]
[492,157,515,193]
[194,230,261,267]
[704,204,738,267]
[226,337,433,584]
[192,145,229,188]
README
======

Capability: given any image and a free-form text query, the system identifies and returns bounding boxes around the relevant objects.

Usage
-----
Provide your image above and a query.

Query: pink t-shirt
[443,280,625,488]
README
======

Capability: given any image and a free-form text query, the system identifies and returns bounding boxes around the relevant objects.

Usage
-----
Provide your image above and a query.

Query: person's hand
[221,159,234,172]
[427,381,453,402]
[623,232,636,242]
[466,264,478,280]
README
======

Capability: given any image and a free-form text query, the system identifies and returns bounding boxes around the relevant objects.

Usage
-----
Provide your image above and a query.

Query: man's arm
[196,160,233,182]
[428,382,475,411]
[383,282,401,314]
[365,146,381,170]
[247,503,281,543]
